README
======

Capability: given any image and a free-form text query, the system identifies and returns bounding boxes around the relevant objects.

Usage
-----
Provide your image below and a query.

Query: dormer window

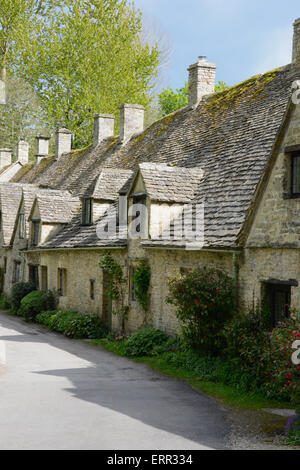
[82,198,92,225]
[31,219,40,246]
[19,212,25,239]
[292,152,300,197]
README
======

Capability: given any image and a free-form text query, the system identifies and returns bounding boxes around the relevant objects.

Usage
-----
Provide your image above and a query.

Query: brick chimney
[55,128,72,159]
[293,18,300,65]
[120,104,144,142]
[188,56,216,106]
[0,148,12,169]
[93,114,115,147]
[17,140,29,165]
[36,136,50,164]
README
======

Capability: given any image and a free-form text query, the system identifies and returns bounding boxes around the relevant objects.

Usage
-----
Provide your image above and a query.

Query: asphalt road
[0,311,230,450]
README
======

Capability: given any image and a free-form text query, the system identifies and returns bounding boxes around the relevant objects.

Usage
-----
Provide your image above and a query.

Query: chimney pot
[0,148,12,169]
[120,104,144,142]
[293,18,300,65]
[188,57,216,106]
[55,128,72,159]
[17,140,29,165]
[36,136,50,164]
[93,114,115,147]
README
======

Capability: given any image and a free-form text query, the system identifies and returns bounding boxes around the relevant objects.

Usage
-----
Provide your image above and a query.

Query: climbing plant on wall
[100,252,129,334]
[133,259,151,324]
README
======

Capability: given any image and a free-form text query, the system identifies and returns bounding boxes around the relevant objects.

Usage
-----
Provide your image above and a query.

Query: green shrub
[37,310,108,339]
[125,328,168,357]
[0,293,12,310]
[11,282,36,312]
[35,310,57,325]
[167,268,236,354]
[19,290,56,321]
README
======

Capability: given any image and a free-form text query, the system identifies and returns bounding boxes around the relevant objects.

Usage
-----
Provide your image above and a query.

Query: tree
[0,1,51,82]
[158,80,229,117]
[14,0,160,147]
[0,75,48,161]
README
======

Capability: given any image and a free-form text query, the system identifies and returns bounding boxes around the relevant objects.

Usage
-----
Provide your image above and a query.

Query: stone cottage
[1,19,300,335]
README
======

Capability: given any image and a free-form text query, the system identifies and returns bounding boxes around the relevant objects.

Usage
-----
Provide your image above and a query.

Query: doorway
[102,271,112,330]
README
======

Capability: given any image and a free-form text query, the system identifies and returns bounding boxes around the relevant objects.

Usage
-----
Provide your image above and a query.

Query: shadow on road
[0,312,230,449]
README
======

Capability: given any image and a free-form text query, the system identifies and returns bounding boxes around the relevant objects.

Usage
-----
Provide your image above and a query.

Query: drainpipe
[232,252,239,307]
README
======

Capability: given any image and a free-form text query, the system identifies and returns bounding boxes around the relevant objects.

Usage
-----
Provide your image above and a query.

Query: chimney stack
[188,56,216,106]
[93,114,115,147]
[293,18,300,65]
[36,136,50,164]
[55,128,72,159]
[0,148,12,169]
[120,104,144,142]
[17,140,29,165]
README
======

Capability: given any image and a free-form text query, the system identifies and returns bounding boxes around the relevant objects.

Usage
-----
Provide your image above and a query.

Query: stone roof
[0,184,23,245]
[92,168,134,201]
[40,202,126,249]
[11,64,300,247]
[135,163,204,203]
[30,189,81,224]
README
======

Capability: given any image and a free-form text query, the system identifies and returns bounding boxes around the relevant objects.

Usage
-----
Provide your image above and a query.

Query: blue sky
[134,0,300,90]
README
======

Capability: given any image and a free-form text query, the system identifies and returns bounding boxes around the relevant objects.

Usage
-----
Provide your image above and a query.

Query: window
[82,198,92,225]
[58,268,67,297]
[29,265,39,289]
[129,195,147,237]
[19,212,25,239]
[263,281,292,327]
[12,261,21,283]
[291,153,300,197]
[3,257,7,274]
[90,279,95,300]
[41,266,48,290]
[31,220,40,246]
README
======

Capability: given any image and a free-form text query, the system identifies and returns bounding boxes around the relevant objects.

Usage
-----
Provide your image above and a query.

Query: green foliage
[0,293,12,310]
[125,328,168,357]
[19,289,56,321]
[100,252,124,301]
[13,0,160,147]
[167,268,236,354]
[133,260,151,312]
[100,252,128,332]
[224,310,300,402]
[285,415,300,445]
[158,80,229,116]
[36,309,108,339]
[11,282,36,312]
[158,82,188,117]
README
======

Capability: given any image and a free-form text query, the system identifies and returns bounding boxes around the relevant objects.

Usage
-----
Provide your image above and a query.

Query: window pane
[293,156,300,194]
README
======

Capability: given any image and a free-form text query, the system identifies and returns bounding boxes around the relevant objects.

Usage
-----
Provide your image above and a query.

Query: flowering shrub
[223,308,270,383]
[167,268,236,354]
[262,313,300,402]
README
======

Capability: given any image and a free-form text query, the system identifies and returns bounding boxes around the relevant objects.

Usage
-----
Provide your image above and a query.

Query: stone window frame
[58,268,67,297]
[261,278,298,328]
[82,198,93,226]
[19,211,25,239]
[284,146,300,198]
[12,260,21,284]
[90,279,95,300]
[31,219,41,246]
